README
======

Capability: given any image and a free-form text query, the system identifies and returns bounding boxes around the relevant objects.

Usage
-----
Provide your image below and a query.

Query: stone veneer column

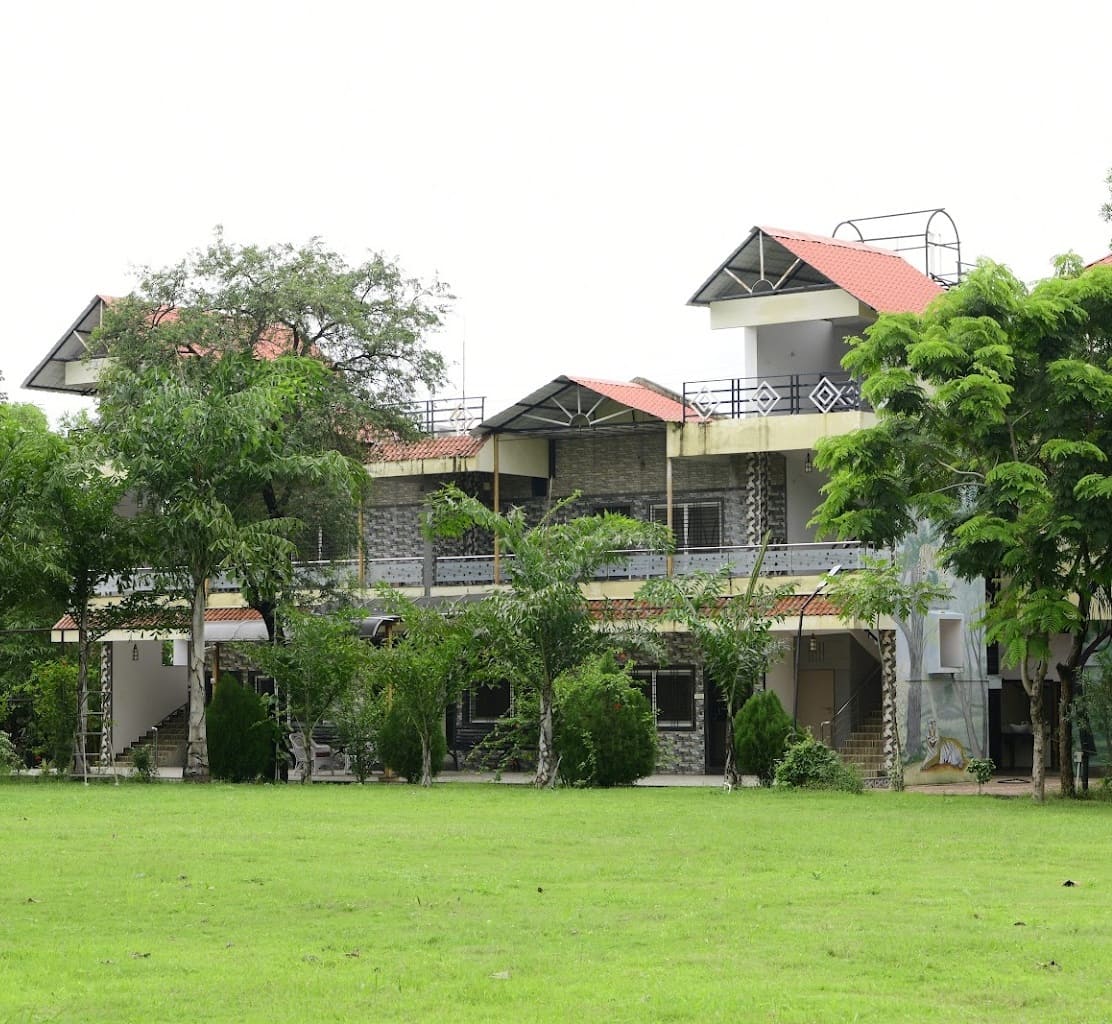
[880,629,902,790]
[99,643,113,768]
[745,453,770,544]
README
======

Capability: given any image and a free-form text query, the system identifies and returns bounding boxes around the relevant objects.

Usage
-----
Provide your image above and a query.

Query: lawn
[1,782,1109,1023]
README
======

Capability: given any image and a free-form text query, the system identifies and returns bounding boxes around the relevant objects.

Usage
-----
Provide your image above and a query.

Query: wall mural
[892,523,988,786]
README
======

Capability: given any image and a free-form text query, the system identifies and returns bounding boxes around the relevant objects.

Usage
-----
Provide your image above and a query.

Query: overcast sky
[3,0,1111,425]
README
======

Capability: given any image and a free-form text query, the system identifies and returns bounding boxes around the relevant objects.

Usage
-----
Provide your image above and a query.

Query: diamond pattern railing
[683,373,866,421]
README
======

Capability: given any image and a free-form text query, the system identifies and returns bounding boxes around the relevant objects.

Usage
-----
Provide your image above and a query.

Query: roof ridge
[760,225,903,258]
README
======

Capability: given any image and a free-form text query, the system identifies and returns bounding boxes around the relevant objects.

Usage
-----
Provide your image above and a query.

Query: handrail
[820,665,882,749]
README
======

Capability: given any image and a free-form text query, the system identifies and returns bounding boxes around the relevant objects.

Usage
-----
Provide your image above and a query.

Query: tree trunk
[1058,666,1075,799]
[184,577,209,779]
[880,630,902,790]
[74,617,90,778]
[420,732,433,787]
[1022,661,1048,803]
[1029,683,1046,803]
[534,682,557,788]
[723,708,738,788]
[300,725,314,784]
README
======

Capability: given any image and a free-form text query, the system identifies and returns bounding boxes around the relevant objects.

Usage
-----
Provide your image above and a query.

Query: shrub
[966,756,995,793]
[130,743,157,783]
[377,702,447,783]
[734,690,794,785]
[335,689,381,783]
[21,659,78,771]
[0,730,17,775]
[207,678,279,782]
[554,654,656,787]
[774,734,862,793]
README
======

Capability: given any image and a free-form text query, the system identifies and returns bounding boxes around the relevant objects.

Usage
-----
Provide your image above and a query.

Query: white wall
[784,450,827,543]
[752,321,842,381]
[110,641,188,754]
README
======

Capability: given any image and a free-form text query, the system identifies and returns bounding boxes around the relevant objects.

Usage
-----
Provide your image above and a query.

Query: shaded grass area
[1,783,1109,1023]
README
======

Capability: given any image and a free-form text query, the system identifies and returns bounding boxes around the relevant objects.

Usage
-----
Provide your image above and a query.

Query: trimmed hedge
[208,678,279,782]
[734,690,794,785]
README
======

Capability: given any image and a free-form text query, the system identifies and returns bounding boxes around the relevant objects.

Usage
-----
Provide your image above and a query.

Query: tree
[823,556,949,790]
[733,689,793,786]
[94,231,449,640]
[96,350,363,778]
[638,534,792,788]
[247,606,373,783]
[426,485,671,787]
[42,422,157,776]
[812,260,1112,801]
[369,591,475,786]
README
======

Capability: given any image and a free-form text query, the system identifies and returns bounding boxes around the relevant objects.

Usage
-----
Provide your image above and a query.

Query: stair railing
[820,665,883,749]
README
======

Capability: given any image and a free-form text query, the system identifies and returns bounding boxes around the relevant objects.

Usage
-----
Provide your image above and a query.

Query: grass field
[1,782,1109,1023]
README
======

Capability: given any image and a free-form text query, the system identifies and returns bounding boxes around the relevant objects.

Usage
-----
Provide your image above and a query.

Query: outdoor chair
[288,732,346,776]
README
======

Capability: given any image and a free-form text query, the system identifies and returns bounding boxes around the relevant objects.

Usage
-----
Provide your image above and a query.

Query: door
[797,669,835,740]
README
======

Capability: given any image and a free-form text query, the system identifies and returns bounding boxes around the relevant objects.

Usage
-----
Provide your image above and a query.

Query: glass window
[470,680,512,723]
[651,502,721,549]
[632,666,696,730]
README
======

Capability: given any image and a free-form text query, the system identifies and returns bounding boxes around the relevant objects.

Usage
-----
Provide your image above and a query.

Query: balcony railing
[682,373,866,421]
[402,395,485,435]
[370,541,870,588]
[93,542,872,599]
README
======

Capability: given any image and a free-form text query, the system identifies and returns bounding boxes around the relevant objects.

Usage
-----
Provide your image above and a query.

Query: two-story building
[26,218,995,782]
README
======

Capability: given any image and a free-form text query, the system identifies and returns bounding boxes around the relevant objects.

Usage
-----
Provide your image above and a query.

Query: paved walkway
[64,767,1071,794]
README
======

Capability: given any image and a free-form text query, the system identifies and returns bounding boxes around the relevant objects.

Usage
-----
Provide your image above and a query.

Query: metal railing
[401,395,485,435]
[93,541,873,600]
[682,372,867,421]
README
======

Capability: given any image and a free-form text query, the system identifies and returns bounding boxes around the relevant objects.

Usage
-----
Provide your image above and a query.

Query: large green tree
[639,535,793,788]
[94,231,449,638]
[812,260,1112,801]
[96,350,363,777]
[426,486,671,788]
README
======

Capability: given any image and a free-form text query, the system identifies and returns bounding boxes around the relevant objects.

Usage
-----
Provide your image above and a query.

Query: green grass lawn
[1,782,1109,1023]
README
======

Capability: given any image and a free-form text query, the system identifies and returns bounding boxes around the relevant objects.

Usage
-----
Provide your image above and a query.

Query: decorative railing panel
[683,373,866,421]
[402,395,485,435]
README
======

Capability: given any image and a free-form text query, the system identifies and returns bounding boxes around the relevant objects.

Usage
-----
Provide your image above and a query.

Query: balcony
[682,372,866,422]
[92,542,872,601]
[368,541,871,588]
[402,395,485,435]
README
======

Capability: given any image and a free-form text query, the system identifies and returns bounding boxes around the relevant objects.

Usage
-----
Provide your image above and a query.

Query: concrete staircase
[116,704,189,769]
[838,712,886,782]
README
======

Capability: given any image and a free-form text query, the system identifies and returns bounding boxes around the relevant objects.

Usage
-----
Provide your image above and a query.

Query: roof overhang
[480,375,688,435]
[24,295,113,395]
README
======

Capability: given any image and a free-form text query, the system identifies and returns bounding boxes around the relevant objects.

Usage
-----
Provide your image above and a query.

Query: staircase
[838,712,886,782]
[116,704,189,769]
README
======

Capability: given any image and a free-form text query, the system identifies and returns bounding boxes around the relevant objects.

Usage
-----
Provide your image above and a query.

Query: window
[592,504,632,518]
[651,502,721,549]
[469,680,512,723]
[632,666,696,729]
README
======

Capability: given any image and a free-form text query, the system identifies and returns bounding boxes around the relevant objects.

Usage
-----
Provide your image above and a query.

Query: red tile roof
[591,595,842,620]
[1087,254,1112,268]
[371,435,484,462]
[52,607,263,631]
[565,375,692,422]
[761,226,943,314]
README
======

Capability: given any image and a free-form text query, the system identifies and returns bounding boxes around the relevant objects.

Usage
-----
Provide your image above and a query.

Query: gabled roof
[26,297,311,396]
[689,226,943,315]
[24,295,115,394]
[370,435,484,462]
[1087,254,1112,268]
[480,374,690,434]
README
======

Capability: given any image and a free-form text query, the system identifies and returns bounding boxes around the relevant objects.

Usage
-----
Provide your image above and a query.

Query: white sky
[3,0,1111,425]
